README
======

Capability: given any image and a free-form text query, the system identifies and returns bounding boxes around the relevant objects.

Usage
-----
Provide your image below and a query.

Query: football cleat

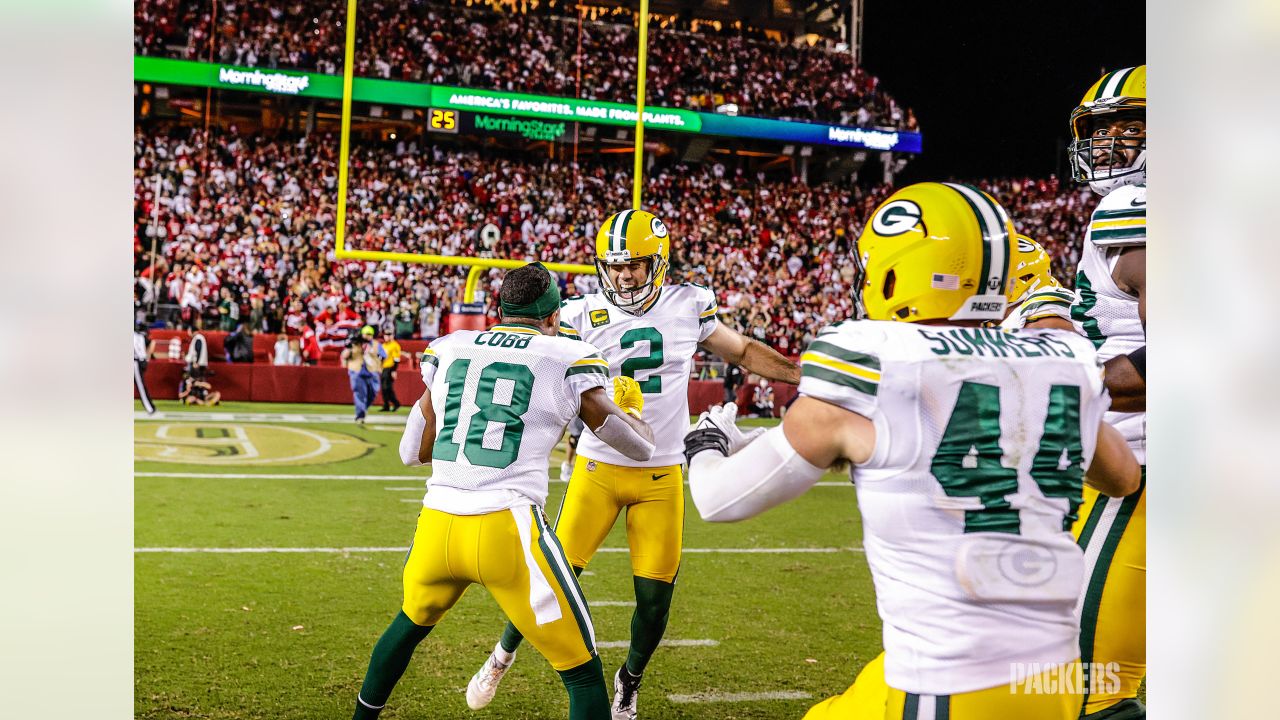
[466,646,515,710]
[611,666,641,720]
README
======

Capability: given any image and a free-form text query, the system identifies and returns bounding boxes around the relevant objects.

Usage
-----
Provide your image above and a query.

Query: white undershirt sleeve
[591,414,656,462]
[688,425,826,522]
[398,399,429,467]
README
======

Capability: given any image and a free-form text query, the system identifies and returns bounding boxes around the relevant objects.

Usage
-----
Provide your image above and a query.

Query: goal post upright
[332,0,594,282]
[632,0,650,211]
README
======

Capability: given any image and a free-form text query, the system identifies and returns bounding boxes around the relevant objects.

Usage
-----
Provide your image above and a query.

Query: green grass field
[135,400,880,719]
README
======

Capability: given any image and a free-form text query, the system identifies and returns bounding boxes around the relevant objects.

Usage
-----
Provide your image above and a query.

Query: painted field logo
[134,423,375,466]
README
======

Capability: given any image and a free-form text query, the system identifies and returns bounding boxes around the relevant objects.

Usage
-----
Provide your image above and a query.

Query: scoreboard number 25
[428,108,459,133]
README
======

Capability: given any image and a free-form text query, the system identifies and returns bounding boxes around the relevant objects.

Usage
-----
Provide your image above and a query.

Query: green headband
[499,264,561,319]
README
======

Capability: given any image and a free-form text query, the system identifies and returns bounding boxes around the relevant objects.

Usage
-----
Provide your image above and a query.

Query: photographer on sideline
[342,325,385,424]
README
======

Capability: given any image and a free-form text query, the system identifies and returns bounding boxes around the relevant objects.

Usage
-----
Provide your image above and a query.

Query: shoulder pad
[560,294,585,306]
[1090,185,1146,247]
[798,322,882,417]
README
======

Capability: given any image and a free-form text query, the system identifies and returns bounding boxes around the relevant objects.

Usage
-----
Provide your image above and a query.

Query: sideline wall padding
[136,361,794,416]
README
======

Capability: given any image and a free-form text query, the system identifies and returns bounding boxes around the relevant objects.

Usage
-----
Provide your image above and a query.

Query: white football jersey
[799,320,1109,695]
[419,323,609,509]
[1000,286,1076,331]
[560,284,719,467]
[1071,183,1146,462]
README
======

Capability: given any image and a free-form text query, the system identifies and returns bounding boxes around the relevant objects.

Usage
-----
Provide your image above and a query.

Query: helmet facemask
[596,254,668,314]
[850,246,869,321]
[1069,104,1146,194]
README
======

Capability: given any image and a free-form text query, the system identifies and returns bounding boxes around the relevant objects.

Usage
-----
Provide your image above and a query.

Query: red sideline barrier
[137,361,795,415]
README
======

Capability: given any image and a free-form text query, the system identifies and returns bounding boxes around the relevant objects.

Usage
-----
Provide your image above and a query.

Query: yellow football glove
[612,376,644,419]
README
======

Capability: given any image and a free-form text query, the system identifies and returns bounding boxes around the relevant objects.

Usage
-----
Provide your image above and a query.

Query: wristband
[684,426,730,464]
[1127,346,1146,380]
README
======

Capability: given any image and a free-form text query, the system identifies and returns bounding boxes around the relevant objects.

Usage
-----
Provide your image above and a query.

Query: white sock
[493,641,515,665]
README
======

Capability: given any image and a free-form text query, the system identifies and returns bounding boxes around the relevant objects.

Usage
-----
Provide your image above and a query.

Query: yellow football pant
[804,653,1082,720]
[802,653,888,720]
[1072,472,1146,715]
[401,506,597,671]
[554,454,684,582]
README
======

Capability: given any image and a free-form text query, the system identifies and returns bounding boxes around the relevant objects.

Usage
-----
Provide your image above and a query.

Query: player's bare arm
[700,323,801,384]
[1087,421,1141,497]
[780,396,876,468]
[577,384,656,462]
[1104,245,1146,412]
[1025,315,1075,331]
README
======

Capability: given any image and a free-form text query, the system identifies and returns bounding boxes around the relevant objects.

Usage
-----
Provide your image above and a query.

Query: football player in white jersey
[1066,65,1147,720]
[468,209,800,719]
[350,263,657,720]
[683,182,1141,720]
[1000,235,1075,331]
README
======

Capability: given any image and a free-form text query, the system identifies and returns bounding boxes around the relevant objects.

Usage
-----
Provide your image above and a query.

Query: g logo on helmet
[650,217,669,239]
[1017,237,1037,254]
[871,200,925,237]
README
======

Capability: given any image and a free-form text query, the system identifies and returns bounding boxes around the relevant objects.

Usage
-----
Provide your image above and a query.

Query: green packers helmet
[594,209,671,314]
[1068,65,1146,194]
[854,182,1017,323]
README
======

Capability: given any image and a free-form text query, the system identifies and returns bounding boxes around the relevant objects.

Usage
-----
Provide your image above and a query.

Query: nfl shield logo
[586,461,597,472]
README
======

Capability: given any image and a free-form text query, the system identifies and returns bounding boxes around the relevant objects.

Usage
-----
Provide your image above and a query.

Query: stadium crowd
[134,125,1094,357]
[134,0,917,129]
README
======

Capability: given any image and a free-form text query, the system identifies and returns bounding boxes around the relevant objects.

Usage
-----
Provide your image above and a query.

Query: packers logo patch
[590,309,611,327]
[871,200,926,237]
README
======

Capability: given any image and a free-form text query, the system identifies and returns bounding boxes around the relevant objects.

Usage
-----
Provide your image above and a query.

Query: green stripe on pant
[1077,471,1145,712]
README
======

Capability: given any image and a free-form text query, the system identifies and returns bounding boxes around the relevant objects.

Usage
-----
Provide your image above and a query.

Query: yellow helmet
[854,182,1016,323]
[1009,234,1062,305]
[594,209,671,314]
[1068,65,1146,194]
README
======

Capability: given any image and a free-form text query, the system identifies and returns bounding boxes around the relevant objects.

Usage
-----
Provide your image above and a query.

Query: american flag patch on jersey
[931,273,960,290]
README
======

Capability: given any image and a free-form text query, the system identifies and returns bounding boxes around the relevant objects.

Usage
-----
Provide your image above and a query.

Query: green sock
[499,565,586,654]
[558,654,610,720]
[625,576,675,676]
[352,611,433,719]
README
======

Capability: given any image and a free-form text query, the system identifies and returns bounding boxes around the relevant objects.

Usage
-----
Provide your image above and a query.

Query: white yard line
[668,691,812,704]
[135,471,850,487]
[596,639,718,649]
[135,411,408,425]
[134,546,862,554]
[588,600,635,607]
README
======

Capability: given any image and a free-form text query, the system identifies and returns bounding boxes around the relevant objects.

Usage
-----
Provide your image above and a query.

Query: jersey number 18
[433,360,534,469]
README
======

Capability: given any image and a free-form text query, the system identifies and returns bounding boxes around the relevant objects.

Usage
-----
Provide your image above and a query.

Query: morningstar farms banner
[134,57,921,153]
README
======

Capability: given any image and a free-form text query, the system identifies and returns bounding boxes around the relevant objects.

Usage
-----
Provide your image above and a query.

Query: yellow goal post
[331,0,652,300]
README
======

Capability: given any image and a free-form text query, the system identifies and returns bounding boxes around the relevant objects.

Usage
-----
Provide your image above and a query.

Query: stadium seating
[133,0,917,128]
[134,125,1096,357]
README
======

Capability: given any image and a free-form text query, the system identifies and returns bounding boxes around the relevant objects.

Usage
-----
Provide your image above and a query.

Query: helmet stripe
[943,183,1008,298]
[618,209,636,252]
[610,210,633,253]
[975,190,1011,297]
[1093,71,1116,101]
[1103,66,1134,99]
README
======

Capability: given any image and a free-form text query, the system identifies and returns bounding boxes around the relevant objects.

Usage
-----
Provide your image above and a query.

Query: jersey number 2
[432,360,534,468]
[930,381,1085,533]
[619,327,663,393]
